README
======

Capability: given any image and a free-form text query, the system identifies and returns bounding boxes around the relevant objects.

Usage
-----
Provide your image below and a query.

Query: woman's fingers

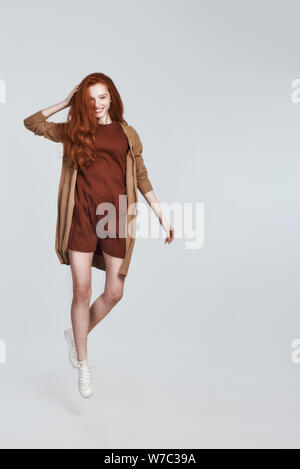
[65,84,80,105]
[165,226,175,244]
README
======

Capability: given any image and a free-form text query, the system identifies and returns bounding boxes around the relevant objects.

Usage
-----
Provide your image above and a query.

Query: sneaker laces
[78,361,92,386]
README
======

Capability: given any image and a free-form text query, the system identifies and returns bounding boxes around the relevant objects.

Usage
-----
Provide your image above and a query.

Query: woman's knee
[104,287,124,304]
[73,284,92,304]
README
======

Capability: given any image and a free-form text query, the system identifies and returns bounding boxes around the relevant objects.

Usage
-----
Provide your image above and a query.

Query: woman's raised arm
[23,85,79,143]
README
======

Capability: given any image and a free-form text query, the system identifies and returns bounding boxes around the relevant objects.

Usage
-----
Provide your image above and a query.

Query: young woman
[23,73,175,399]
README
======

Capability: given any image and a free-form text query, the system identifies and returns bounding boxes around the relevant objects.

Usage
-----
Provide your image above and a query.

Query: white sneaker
[78,359,94,398]
[64,328,79,369]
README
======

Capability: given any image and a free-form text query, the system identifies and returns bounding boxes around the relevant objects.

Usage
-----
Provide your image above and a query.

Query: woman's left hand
[165,226,175,244]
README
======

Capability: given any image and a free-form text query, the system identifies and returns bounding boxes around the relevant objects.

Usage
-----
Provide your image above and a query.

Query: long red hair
[61,73,128,172]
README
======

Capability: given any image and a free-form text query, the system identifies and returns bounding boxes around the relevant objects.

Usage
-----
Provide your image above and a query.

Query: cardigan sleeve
[23,110,66,143]
[131,128,154,196]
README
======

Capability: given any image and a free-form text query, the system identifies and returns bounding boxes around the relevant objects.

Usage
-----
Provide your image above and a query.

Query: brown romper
[67,121,129,258]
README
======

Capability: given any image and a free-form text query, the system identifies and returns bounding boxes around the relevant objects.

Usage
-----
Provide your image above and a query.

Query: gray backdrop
[0,0,299,449]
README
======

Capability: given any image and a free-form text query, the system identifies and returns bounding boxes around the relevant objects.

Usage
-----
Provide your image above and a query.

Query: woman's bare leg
[68,248,94,361]
[88,251,126,333]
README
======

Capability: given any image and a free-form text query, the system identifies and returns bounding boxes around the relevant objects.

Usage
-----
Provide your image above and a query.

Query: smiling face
[88,83,112,121]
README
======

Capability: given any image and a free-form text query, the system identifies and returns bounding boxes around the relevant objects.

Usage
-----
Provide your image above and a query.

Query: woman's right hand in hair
[64,84,80,107]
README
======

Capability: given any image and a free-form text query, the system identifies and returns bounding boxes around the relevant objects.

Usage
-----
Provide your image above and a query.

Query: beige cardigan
[23,110,154,276]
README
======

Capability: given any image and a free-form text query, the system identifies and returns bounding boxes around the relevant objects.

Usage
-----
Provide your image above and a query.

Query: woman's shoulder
[125,124,141,141]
